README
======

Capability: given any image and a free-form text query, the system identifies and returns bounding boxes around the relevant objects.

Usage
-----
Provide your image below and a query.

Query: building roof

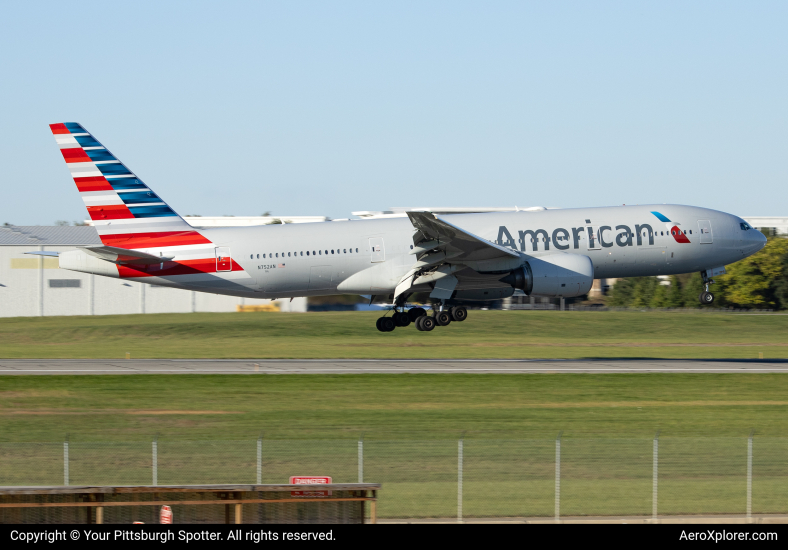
[0,225,101,246]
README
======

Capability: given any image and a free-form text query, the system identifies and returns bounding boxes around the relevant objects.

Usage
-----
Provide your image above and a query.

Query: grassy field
[0,310,786,359]
[2,373,788,441]
[1,311,786,517]
[2,373,788,517]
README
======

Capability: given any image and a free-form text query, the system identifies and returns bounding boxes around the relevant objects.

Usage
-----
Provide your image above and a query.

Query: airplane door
[216,247,232,272]
[698,220,713,243]
[369,237,385,263]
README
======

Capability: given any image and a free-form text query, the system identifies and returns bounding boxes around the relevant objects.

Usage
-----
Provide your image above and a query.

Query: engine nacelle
[500,254,593,297]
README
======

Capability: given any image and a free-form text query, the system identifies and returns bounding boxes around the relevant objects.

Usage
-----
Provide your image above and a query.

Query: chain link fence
[1,436,786,520]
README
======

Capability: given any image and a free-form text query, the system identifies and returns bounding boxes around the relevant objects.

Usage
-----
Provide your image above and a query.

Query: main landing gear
[376,306,468,332]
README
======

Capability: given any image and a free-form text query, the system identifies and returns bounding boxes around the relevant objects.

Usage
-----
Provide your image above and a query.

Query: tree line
[607,237,788,309]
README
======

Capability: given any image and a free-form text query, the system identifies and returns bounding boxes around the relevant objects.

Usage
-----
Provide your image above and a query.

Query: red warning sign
[289,476,332,497]
[160,505,173,524]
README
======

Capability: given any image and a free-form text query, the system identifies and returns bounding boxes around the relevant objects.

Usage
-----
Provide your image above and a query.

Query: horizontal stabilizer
[24,251,60,257]
[81,246,174,265]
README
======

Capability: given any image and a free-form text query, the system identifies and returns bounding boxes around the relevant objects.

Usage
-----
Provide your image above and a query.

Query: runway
[0,359,786,374]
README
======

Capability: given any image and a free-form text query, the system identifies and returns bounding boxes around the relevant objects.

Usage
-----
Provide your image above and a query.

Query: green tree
[632,277,658,308]
[608,278,637,306]
[773,250,788,310]
[714,238,788,308]
[650,282,668,308]
[682,272,705,308]
[666,276,684,307]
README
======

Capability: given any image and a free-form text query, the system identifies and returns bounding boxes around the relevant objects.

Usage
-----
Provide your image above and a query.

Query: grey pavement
[0,359,785,374]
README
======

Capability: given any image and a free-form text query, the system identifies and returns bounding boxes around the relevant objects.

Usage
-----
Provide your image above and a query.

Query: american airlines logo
[496,212,691,252]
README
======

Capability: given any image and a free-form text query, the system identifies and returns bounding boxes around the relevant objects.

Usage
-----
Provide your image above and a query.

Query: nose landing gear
[698,273,715,305]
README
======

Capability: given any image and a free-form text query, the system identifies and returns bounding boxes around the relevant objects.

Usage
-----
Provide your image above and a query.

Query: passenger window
[288,252,291,257]
[306,251,309,256]
[689,230,692,234]
[250,254,253,259]
[325,250,328,255]
[319,250,322,255]
[275,253,278,258]
[356,248,358,253]
[300,251,303,256]
[343,249,346,253]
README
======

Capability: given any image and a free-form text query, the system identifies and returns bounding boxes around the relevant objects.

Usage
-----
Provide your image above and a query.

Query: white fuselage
[60,204,767,301]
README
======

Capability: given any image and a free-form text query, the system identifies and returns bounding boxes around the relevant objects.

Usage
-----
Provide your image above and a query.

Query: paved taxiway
[0,359,785,374]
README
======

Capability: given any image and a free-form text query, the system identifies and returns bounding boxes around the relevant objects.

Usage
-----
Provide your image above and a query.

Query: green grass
[0,310,786,359]
[2,373,788,441]
[1,311,787,518]
[2,371,788,517]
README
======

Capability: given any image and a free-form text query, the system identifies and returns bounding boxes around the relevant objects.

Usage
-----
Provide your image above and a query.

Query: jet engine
[500,253,593,297]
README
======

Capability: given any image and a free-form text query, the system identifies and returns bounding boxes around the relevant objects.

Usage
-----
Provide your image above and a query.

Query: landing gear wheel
[377,317,395,332]
[393,311,411,327]
[408,307,427,323]
[420,315,436,331]
[699,291,714,305]
[435,311,452,326]
[450,306,468,322]
[415,316,425,331]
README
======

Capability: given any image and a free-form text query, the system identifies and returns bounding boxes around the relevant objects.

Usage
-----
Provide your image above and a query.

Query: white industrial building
[0,225,306,318]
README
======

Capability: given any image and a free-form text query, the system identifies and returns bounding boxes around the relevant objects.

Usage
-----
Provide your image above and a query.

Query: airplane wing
[406,211,519,261]
[395,212,520,302]
[80,246,174,265]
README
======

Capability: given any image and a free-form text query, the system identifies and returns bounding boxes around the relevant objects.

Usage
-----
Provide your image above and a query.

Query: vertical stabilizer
[49,123,211,250]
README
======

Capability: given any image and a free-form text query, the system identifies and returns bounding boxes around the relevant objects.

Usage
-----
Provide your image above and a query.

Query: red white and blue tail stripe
[49,122,212,250]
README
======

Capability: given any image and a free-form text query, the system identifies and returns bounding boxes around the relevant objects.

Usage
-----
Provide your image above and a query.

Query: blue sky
[1,1,786,224]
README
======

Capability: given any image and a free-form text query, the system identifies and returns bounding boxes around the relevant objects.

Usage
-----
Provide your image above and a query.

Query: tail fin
[49,123,211,250]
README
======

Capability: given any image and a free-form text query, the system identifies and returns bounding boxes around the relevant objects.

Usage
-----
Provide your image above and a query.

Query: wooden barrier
[0,484,379,524]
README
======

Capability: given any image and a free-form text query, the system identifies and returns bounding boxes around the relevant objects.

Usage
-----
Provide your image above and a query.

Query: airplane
[33,123,767,332]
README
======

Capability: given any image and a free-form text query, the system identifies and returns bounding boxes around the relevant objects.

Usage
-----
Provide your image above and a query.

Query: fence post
[555,431,562,523]
[152,435,158,486]
[747,429,754,521]
[358,433,364,483]
[457,435,464,523]
[256,433,263,485]
[652,431,660,521]
[63,435,69,486]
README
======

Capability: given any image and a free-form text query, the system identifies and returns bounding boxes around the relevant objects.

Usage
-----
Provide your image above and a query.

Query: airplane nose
[758,231,767,243]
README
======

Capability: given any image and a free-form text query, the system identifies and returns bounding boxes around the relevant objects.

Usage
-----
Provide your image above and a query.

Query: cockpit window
[740,222,751,230]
